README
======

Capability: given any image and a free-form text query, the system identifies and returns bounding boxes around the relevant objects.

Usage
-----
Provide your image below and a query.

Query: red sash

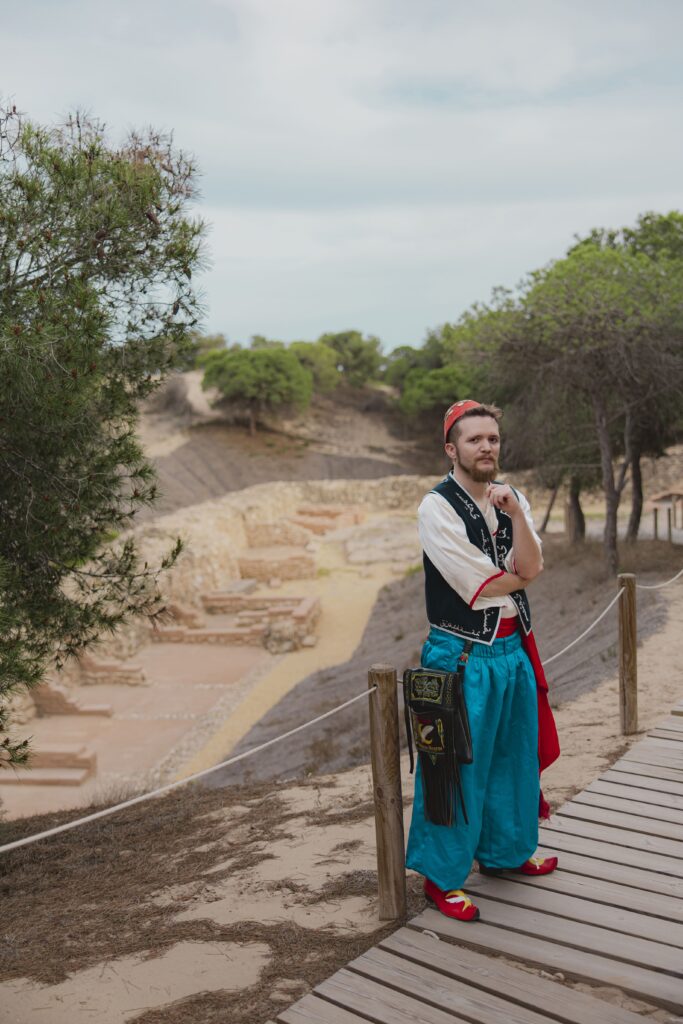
[495,618,560,819]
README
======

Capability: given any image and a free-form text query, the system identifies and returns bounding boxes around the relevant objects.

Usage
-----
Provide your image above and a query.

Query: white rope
[3,560,679,856]
[636,565,683,590]
[541,588,625,667]
[0,686,378,855]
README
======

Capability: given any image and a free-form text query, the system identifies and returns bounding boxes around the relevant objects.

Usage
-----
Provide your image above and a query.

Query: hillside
[140,372,683,525]
[139,373,435,516]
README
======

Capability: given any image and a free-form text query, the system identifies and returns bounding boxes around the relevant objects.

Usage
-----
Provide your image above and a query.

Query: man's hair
[446,403,502,445]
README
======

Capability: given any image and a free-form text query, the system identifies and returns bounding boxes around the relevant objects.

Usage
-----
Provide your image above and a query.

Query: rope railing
[541,589,625,667]
[635,565,683,590]
[1,561,680,858]
[0,686,377,855]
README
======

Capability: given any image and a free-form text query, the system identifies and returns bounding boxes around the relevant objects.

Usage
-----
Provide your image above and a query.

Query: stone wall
[130,476,435,608]
[93,475,435,658]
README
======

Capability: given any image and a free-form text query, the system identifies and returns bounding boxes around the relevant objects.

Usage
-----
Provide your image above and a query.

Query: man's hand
[486,483,522,515]
[487,483,544,581]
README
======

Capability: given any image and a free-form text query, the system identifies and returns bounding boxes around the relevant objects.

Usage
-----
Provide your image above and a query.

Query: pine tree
[0,106,206,765]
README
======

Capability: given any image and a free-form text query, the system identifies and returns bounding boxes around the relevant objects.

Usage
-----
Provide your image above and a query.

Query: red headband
[443,400,482,440]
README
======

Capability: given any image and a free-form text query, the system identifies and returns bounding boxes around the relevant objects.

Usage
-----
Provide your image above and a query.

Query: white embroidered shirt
[418,474,542,617]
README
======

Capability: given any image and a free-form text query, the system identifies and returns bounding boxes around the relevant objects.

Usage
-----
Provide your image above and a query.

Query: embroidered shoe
[479,854,558,877]
[423,878,480,921]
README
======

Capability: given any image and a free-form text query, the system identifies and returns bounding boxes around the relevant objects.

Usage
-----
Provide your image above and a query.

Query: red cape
[520,629,560,819]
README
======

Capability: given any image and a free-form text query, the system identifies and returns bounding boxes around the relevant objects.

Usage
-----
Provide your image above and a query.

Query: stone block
[237,546,315,582]
[163,601,205,629]
[32,682,112,718]
[78,654,147,687]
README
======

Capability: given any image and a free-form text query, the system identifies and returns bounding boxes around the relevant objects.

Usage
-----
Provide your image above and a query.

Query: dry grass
[0,773,417,1024]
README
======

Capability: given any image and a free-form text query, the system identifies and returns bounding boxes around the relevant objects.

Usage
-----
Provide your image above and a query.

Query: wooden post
[653,506,659,540]
[667,507,673,544]
[618,574,638,735]
[368,664,406,921]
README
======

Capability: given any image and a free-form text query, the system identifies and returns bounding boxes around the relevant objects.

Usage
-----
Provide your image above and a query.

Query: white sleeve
[502,490,542,573]
[418,492,507,611]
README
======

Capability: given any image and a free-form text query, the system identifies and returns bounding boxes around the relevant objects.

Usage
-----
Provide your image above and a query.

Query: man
[406,399,560,922]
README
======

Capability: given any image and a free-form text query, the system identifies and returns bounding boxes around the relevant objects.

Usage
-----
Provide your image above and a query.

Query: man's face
[445,415,500,482]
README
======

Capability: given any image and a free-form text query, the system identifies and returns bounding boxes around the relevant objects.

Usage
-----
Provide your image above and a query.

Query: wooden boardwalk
[269,705,683,1023]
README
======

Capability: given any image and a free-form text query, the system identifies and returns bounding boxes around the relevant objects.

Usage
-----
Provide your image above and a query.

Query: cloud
[2,0,682,345]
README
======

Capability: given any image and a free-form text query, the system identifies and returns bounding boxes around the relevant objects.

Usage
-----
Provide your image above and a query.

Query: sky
[3,0,683,350]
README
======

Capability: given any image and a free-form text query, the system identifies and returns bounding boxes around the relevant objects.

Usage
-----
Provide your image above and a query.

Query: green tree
[570,211,683,539]
[201,347,313,434]
[318,329,382,387]
[289,341,341,393]
[399,365,470,421]
[0,107,205,765]
[505,245,683,574]
[178,330,228,370]
[571,210,683,262]
[383,345,424,390]
[249,334,284,350]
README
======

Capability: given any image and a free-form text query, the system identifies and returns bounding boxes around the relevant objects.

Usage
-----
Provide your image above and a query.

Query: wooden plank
[575,789,683,825]
[408,909,683,1012]
[629,734,683,751]
[653,717,683,732]
[316,968,469,1024]
[381,929,648,1024]
[626,736,683,755]
[471,861,683,924]
[558,799,683,840]
[645,727,683,739]
[350,946,554,1024]
[637,737,683,756]
[277,994,369,1023]
[652,718,683,732]
[464,872,683,948]
[458,892,682,975]
[605,761,683,788]
[621,748,683,770]
[542,815,683,862]
[651,726,683,739]
[622,752,683,771]
[587,778,683,810]
[537,830,683,893]
[650,729,683,743]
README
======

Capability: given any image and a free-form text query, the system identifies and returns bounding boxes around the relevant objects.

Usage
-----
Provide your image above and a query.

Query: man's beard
[454,445,499,482]
[470,460,499,483]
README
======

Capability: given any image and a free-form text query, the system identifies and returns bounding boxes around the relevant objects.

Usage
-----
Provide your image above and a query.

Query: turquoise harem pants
[406,627,540,891]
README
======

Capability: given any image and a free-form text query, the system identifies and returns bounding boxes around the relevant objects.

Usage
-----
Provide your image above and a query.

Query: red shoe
[480,854,558,877]
[424,878,480,921]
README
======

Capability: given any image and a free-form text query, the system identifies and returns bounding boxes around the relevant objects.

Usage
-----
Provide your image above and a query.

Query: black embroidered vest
[423,475,532,645]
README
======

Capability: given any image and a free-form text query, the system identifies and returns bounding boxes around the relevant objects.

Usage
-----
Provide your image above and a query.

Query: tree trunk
[248,404,256,436]
[539,476,563,534]
[593,396,619,576]
[625,447,643,542]
[564,474,585,543]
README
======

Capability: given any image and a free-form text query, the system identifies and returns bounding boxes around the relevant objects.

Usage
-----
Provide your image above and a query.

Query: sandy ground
[1,579,681,1023]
